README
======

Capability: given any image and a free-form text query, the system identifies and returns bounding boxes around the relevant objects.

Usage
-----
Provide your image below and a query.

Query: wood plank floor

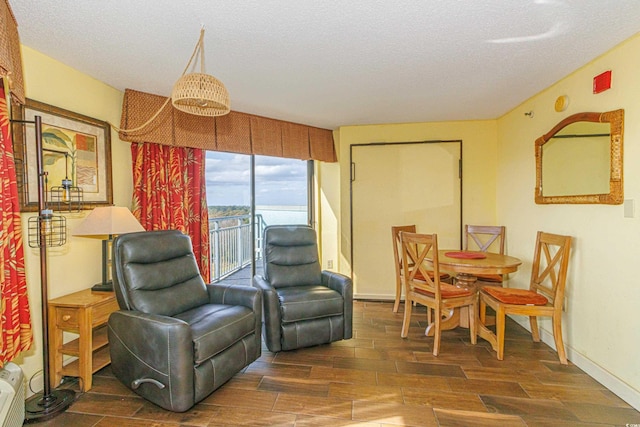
[37,301,640,426]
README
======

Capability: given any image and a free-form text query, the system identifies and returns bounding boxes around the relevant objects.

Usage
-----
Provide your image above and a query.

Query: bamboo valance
[119,88,337,162]
[0,0,25,104]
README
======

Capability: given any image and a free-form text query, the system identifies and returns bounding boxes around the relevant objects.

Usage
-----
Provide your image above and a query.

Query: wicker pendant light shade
[172,72,230,116]
[171,28,230,117]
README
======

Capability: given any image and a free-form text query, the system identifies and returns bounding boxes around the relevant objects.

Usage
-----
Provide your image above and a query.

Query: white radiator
[0,363,24,427]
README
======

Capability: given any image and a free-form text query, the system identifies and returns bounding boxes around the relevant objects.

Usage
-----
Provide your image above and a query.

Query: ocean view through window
[206,151,310,281]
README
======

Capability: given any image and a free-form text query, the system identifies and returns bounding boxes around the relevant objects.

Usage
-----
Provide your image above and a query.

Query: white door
[351,141,462,299]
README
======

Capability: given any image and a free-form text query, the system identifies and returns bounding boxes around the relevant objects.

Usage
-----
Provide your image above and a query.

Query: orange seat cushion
[483,287,548,305]
[415,283,473,298]
[476,273,503,283]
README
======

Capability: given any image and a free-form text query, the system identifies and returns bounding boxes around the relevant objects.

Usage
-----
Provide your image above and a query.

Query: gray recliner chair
[253,225,352,352]
[108,230,262,412]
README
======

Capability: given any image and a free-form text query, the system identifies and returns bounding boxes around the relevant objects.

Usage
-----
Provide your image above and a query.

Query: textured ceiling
[9,0,640,129]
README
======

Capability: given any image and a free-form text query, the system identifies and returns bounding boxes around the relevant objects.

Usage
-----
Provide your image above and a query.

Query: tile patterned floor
[35,301,640,426]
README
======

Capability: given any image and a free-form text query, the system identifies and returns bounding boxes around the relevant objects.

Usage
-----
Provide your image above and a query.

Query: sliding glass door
[254,154,309,227]
[206,151,311,282]
[206,152,252,282]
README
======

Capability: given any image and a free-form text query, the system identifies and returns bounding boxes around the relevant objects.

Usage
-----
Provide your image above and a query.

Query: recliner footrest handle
[131,378,166,390]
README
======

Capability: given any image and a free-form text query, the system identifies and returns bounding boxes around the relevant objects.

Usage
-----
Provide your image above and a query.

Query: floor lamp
[18,116,76,423]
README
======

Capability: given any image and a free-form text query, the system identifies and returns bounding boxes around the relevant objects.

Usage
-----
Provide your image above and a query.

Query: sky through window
[205,151,307,207]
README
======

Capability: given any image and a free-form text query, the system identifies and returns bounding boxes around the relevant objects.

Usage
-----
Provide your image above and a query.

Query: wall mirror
[535,109,624,204]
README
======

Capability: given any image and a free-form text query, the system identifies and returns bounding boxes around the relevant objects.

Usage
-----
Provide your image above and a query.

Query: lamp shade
[171,72,230,117]
[170,28,230,117]
[73,206,144,237]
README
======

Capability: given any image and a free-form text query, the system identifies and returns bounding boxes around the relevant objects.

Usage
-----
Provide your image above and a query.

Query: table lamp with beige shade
[73,206,145,291]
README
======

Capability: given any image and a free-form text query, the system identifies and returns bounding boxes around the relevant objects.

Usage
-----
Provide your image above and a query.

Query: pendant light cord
[108,27,206,134]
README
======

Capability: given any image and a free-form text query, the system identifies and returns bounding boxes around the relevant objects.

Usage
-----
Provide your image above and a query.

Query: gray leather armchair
[253,225,352,352]
[108,230,261,412]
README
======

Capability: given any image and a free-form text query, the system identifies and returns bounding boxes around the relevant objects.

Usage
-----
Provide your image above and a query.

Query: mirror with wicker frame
[535,109,624,204]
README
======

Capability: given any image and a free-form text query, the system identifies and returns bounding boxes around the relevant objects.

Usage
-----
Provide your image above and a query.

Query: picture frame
[11,99,113,212]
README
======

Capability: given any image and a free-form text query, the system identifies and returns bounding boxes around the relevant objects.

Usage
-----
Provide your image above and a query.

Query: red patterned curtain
[0,81,32,365]
[131,142,210,282]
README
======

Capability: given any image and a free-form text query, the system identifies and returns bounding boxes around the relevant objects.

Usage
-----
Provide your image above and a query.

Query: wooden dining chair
[391,225,449,313]
[464,224,506,285]
[400,231,477,356]
[478,231,572,364]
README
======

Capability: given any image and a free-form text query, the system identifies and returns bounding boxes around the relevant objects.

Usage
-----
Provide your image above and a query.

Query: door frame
[349,140,463,283]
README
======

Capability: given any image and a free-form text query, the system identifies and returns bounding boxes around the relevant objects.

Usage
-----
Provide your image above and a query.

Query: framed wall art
[11,99,113,212]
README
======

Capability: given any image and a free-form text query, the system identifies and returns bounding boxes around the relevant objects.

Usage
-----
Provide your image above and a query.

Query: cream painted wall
[319,130,352,273]
[317,160,340,271]
[333,121,498,291]
[13,46,131,394]
[496,34,640,408]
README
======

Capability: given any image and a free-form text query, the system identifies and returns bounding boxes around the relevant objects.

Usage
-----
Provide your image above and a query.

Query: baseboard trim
[354,293,395,301]
[511,317,640,411]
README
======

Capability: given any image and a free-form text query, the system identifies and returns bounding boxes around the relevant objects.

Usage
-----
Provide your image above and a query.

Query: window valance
[0,0,25,104]
[119,88,337,162]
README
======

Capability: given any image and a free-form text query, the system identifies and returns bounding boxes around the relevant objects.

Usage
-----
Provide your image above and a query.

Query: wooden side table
[48,289,119,391]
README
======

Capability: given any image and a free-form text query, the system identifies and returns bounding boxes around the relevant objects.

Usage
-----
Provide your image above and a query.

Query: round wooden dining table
[435,250,522,288]
[423,250,522,335]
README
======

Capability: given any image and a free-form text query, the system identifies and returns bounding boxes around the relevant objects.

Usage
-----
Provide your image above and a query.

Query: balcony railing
[209,214,267,282]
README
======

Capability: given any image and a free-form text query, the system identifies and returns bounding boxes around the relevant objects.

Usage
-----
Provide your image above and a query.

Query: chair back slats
[391,225,417,312]
[392,225,453,312]
[400,231,441,298]
[530,232,572,305]
[392,225,417,276]
[465,225,505,254]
